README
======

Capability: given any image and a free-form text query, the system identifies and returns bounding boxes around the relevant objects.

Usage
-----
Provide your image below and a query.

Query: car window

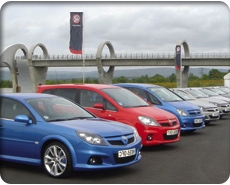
[127,87,149,101]
[185,89,209,98]
[146,92,162,105]
[174,90,196,100]
[102,88,149,108]
[148,87,182,102]
[42,89,56,95]
[27,97,94,122]
[80,90,103,107]
[42,88,79,103]
[0,98,31,120]
[104,100,117,111]
[55,88,78,101]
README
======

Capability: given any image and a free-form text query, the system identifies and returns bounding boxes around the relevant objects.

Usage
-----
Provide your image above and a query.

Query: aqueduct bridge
[1,40,230,93]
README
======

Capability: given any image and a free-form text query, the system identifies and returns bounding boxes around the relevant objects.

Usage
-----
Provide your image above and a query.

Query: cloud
[1,1,229,56]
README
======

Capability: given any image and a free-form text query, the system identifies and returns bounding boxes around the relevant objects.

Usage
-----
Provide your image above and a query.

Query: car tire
[43,142,72,178]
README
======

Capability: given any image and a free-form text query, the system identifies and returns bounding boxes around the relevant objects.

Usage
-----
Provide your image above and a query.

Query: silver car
[204,87,230,98]
[171,89,220,123]
[181,88,230,118]
[196,88,230,103]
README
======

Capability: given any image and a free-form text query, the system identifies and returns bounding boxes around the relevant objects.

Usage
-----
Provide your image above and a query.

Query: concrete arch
[175,40,190,88]
[27,43,49,92]
[28,43,49,59]
[0,44,28,92]
[96,41,115,84]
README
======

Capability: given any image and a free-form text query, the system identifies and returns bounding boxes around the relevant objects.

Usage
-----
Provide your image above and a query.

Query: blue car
[0,93,142,178]
[115,83,205,132]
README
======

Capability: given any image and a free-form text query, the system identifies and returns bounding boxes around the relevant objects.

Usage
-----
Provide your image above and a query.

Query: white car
[196,88,230,103]
[181,88,230,118]
[171,89,220,123]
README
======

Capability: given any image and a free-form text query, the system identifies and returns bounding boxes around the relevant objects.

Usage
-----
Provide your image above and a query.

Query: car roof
[1,93,56,100]
[115,83,161,88]
[38,84,120,90]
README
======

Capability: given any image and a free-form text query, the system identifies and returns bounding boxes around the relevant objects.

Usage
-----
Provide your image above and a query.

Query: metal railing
[15,52,230,60]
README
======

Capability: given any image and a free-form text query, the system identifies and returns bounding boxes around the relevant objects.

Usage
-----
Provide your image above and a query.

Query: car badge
[121,136,128,145]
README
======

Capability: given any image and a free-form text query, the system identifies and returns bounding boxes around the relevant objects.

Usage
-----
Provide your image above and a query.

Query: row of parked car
[0,83,229,178]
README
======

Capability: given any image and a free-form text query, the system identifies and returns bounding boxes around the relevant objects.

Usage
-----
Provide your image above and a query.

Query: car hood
[127,106,176,120]
[51,118,133,137]
[187,99,217,108]
[167,101,200,110]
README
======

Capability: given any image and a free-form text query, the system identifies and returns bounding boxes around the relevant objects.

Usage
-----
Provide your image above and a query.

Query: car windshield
[220,87,230,93]
[185,89,209,98]
[207,88,226,95]
[102,88,149,108]
[148,87,183,102]
[198,89,218,96]
[27,97,94,122]
[174,90,196,100]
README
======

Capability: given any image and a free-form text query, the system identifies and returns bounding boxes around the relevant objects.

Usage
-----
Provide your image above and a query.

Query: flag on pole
[69,12,83,54]
[175,45,181,71]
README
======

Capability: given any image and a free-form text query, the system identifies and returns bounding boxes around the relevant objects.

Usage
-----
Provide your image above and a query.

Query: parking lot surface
[1,117,229,184]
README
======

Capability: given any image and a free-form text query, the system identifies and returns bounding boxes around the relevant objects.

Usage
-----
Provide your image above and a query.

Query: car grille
[206,107,219,112]
[106,134,135,146]
[193,123,203,127]
[160,121,177,127]
[188,109,202,116]
[163,134,178,140]
[114,154,136,164]
[220,104,229,108]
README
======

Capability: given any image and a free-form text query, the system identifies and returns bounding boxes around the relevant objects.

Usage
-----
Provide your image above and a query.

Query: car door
[79,89,119,121]
[0,98,37,160]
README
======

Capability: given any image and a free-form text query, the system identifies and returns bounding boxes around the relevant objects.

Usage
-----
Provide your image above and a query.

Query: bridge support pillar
[28,66,47,92]
[0,44,29,92]
[28,43,49,92]
[96,41,115,84]
[175,40,190,88]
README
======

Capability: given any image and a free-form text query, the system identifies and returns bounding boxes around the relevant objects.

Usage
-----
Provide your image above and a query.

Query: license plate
[167,129,178,135]
[225,107,230,112]
[212,113,219,116]
[194,119,203,124]
[118,148,136,158]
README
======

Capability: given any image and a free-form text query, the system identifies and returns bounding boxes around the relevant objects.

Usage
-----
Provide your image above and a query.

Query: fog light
[147,134,153,141]
[88,156,102,165]
[182,124,187,128]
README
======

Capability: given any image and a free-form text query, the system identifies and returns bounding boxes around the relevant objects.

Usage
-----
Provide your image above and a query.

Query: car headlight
[176,109,187,116]
[138,116,160,126]
[76,131,107,145]
[131,126,141,140]
[199,106,206,112]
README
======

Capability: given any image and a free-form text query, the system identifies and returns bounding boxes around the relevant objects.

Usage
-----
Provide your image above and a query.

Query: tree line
[0,68,228,88]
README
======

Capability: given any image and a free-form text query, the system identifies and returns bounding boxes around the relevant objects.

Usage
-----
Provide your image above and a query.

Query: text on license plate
[194,119,203,124]
[118,148,136,158]
[167,129,178,135]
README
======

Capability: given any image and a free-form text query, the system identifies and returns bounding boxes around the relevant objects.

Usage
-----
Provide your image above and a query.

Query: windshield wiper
[48,117,93,122]
[66,116,93,120]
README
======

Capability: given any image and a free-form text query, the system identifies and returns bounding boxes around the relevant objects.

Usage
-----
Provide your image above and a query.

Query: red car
[37,84,180,146]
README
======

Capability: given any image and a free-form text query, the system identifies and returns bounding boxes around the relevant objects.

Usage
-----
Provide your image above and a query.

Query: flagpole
[69,12,84,83]
[82,12,85,84]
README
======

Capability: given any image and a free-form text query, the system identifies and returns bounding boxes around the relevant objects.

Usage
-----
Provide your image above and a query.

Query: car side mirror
[14,115,33,124]
[93,103,104,109]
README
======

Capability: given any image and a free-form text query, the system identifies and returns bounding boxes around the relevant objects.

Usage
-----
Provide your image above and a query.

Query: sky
[0,1,230,57]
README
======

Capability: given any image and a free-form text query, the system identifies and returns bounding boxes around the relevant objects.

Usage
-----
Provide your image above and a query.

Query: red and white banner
[69,12,83,54]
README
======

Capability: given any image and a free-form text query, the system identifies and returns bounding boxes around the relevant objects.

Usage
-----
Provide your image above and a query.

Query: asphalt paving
[1,116,229,184]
